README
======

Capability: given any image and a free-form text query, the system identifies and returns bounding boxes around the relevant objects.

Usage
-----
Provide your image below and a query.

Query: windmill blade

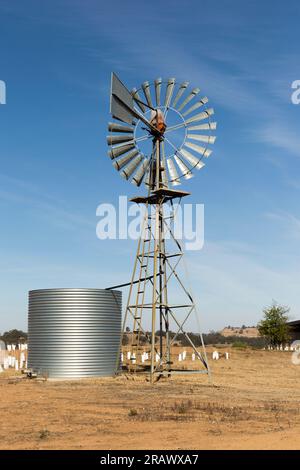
[108,122,134,133]
[107,133,134,145]
[154,78,162,106]
[185,108,214,125]
[186,134,216,144]
[132,158,150,186]
[142,81,153,109]
[177,148,205,170]
[177,88,200,112]
[172,81,189,108]
[164,78,176,108]
[184,141,212,158]
[174,154,193,179]
[187,122,217,131]
[131,87,146,113]
[182,97,208,117]
[108,142,135,160]
[120,154,143,180]
[167,158,181,186]
[113,149,139,170]
[111,90,157,133]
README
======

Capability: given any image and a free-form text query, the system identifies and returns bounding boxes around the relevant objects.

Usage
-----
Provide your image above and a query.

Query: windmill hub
[149,109,167,136]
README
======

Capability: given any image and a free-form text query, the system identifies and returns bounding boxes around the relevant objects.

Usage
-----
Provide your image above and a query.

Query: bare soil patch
[0,348,299,449]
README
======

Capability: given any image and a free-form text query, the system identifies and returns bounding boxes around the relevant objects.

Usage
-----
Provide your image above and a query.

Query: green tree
[257,303,290,347]
[0,329,27,345]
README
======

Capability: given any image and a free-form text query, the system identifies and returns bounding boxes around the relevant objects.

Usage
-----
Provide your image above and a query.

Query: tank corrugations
[28,288,122,379]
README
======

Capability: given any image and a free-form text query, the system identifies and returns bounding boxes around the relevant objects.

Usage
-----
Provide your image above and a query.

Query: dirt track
[0,348,300,450]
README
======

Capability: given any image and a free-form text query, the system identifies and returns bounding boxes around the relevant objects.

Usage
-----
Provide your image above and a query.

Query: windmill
[106,73,217,383]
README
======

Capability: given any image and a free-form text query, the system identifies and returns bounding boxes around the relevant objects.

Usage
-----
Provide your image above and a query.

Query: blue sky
[1,0,300,333]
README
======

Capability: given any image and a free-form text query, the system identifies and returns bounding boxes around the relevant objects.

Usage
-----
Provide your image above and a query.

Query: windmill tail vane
[106,72,217,383]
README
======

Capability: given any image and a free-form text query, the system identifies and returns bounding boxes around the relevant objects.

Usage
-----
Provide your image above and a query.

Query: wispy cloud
[186,240,300,328]
[265,211,300,240]
[0,173,94,234]
[254,124,300,158]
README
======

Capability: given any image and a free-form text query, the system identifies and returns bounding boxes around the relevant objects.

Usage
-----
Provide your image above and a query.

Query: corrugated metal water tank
[28,288,122,379]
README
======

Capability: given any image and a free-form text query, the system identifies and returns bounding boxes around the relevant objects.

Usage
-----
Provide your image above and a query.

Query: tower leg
[118,136,210,382]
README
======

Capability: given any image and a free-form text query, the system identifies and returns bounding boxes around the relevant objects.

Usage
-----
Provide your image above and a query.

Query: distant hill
[220,326,259,338]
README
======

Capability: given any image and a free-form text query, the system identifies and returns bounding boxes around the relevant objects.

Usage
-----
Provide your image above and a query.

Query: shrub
[172,400,193,414]
[232,341,248,349]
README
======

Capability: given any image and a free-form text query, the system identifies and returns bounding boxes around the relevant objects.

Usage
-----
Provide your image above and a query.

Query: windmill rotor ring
[107,74,217,187]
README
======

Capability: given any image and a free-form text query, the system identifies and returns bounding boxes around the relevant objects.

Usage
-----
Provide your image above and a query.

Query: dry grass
[0,347,300,449]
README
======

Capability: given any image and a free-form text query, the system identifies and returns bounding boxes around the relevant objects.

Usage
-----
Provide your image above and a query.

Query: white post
[20,352,25,368]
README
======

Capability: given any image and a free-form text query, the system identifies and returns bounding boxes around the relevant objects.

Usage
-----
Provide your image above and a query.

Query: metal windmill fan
[106,73,217,383]
[107,73,217,187]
